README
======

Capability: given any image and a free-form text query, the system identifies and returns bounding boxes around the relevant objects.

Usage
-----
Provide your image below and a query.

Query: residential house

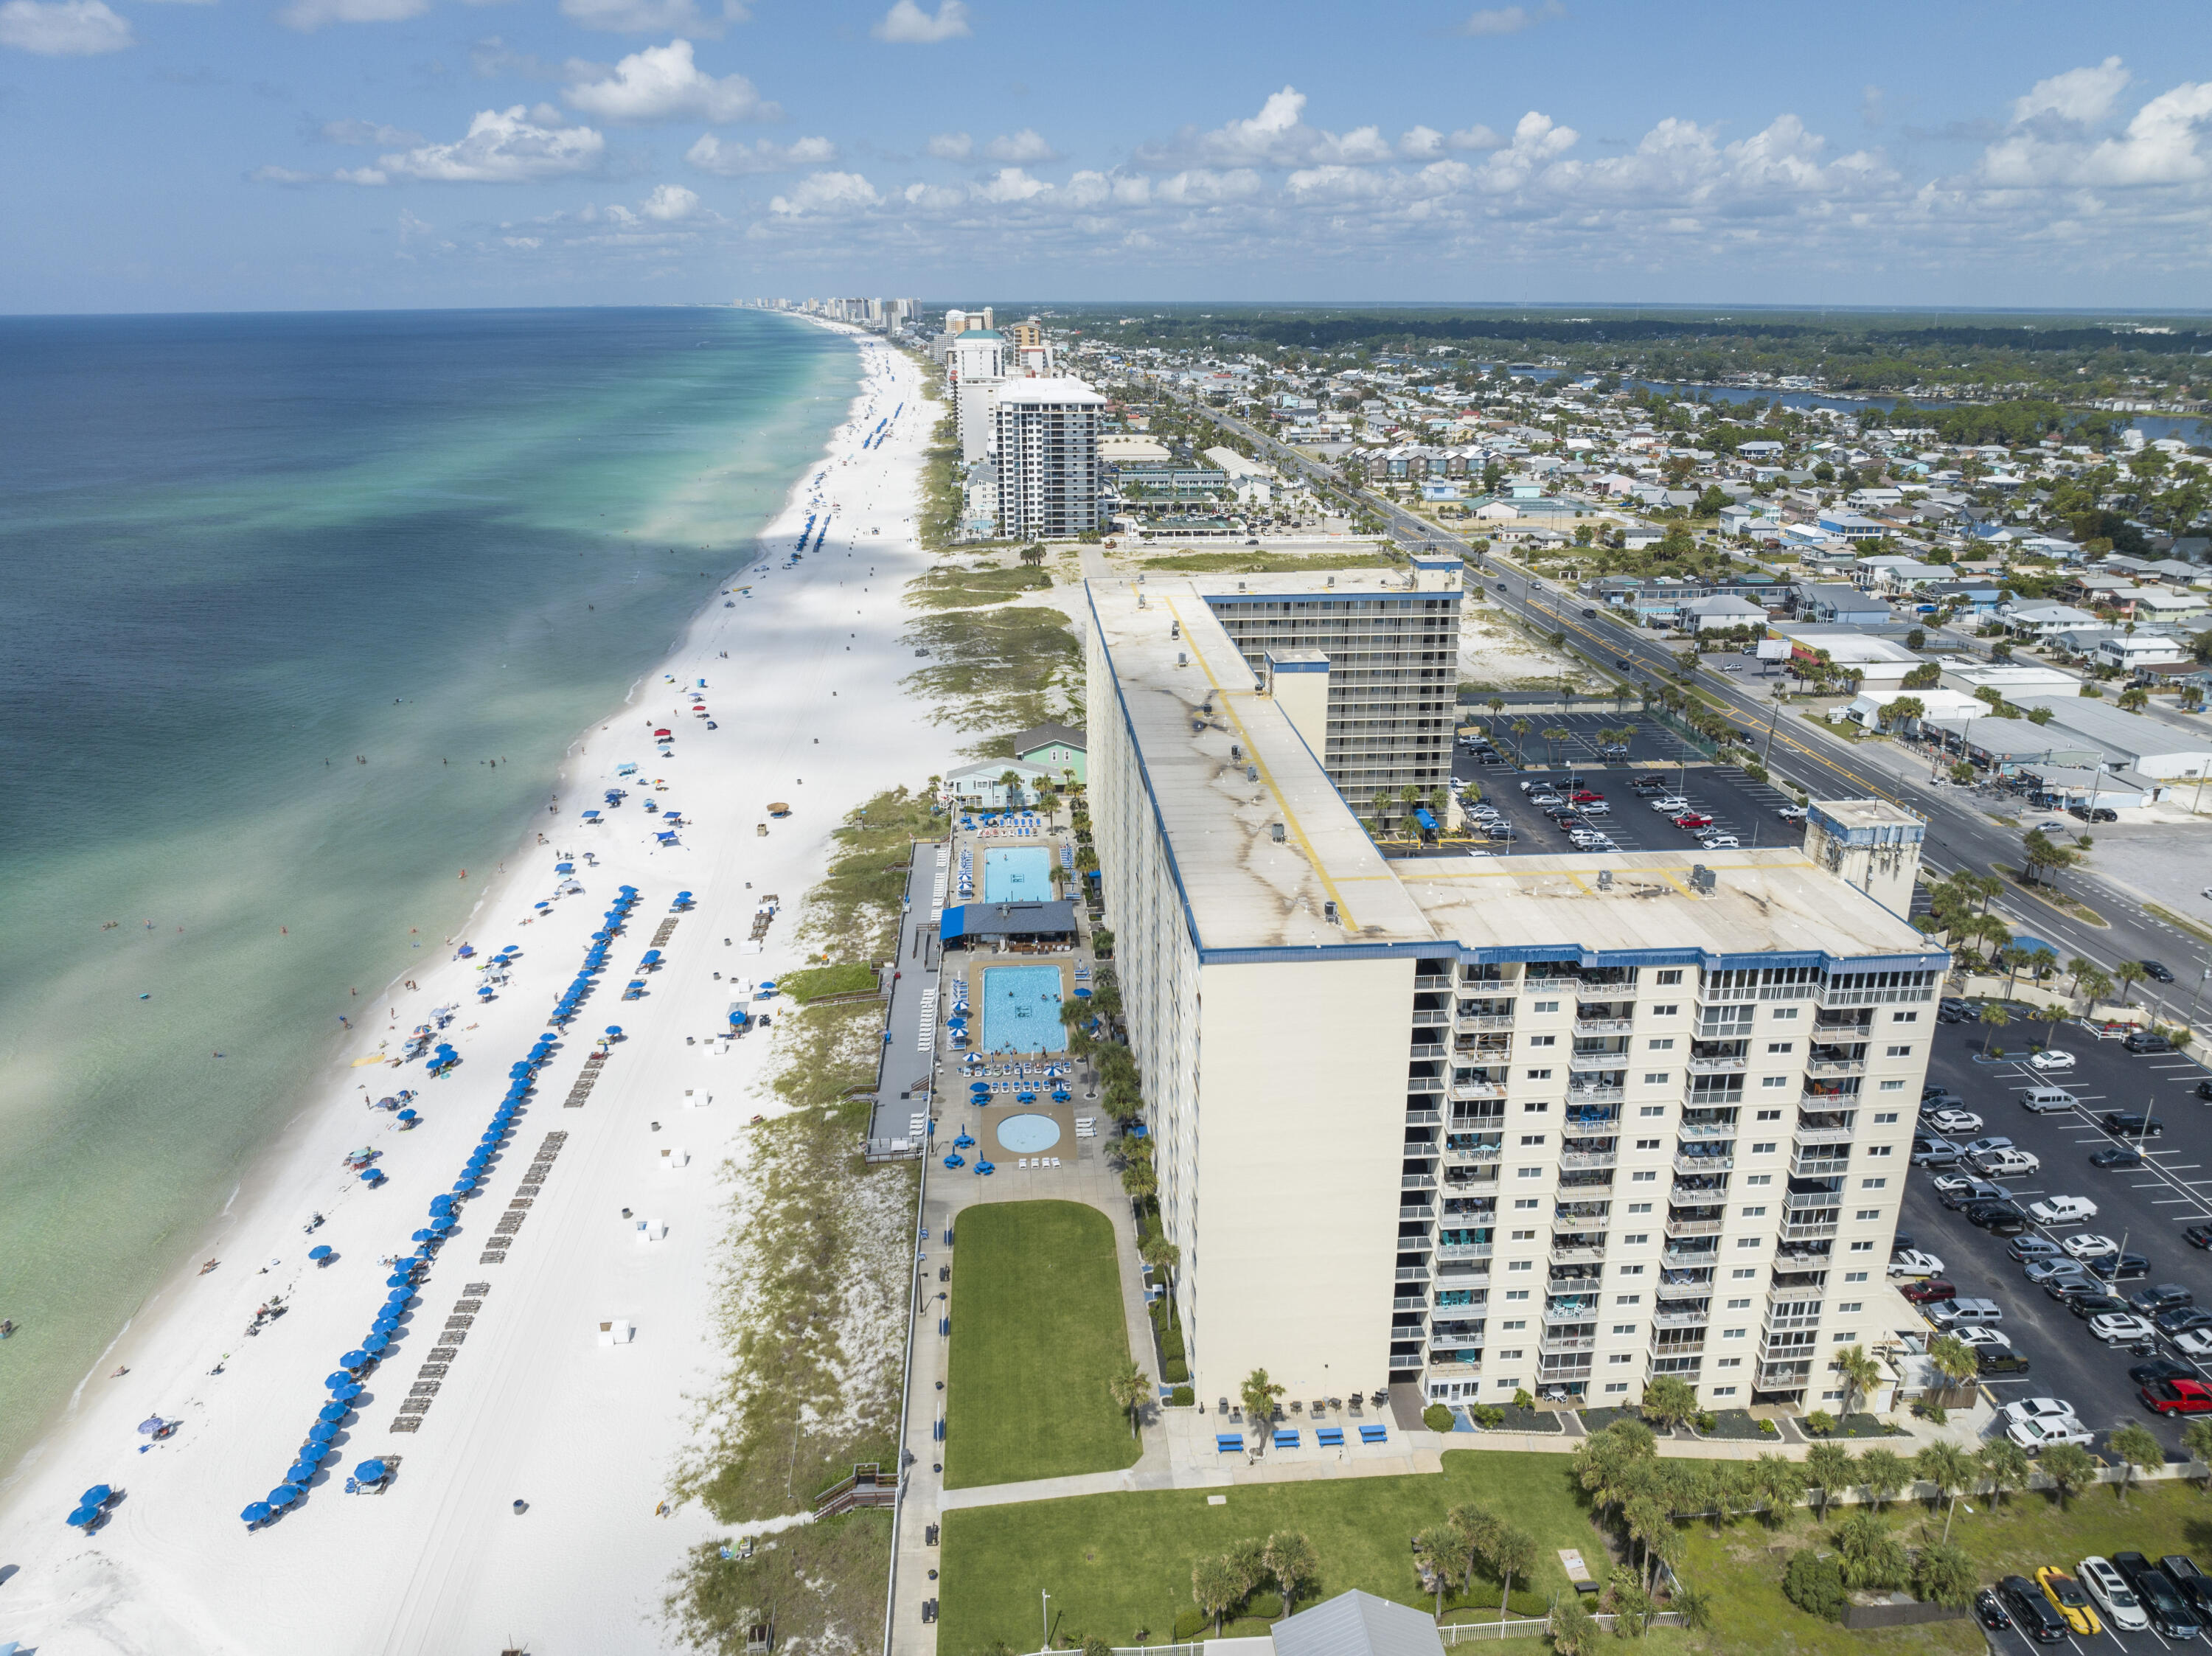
[944,756,1054,809]
[1679,594,1770,633]
[1796,583,1893,627]
[1010,721,1087,784]
[1998,602,2100,640]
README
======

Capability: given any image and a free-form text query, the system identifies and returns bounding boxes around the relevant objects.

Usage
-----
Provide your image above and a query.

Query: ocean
[0,307,853,1481]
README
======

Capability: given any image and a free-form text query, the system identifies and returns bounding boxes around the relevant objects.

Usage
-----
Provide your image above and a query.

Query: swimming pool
[983,846,1052,902]
[979,964,1066,1054]
[995,1112,1062,1153]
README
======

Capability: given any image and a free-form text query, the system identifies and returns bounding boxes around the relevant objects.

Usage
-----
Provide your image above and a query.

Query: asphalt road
[1899,1023,2212,1455]
[1175,392,2211,1000]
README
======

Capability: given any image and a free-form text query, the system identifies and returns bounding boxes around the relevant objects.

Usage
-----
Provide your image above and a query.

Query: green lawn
[943,1200,1141,1491]
[1681,1475,2212,1656]
[776,961,879,1003]
[936,1450,1604,1653]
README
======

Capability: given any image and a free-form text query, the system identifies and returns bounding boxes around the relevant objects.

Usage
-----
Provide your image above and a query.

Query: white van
[2021,1086,2079,1114]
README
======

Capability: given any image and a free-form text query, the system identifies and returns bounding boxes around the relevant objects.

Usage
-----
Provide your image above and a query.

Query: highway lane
[1164,391,2211,998]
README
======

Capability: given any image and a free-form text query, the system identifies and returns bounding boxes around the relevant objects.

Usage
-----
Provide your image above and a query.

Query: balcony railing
[1542,1299,1600,1326]
[1819,982,1933,1009]
[1790,1153,1850,1179]
[1663,1244,1719,1267]
[1560,1148,1619,1172]
[1549,1240,1607,1264]
[1779,1217,1840,1241]
[1664,1214,1723,1239]
[1445,1141,1503,1163]
[1806,1056,1866,1079]
[1764,1310,1820,1333]
[1674,1150,1734,1176]
[1801,1088,1860,1109]
[1407,1075,1444,1094]
[1539,1332,1596,1354]
[1402,1173,1439,1192]
[1759,1363,1815,1388]
[1567,1085,1624,1104]
[1568,1050,1627,1073]
[1573,1017,1634,1036]
[1428,1340,1483,1359]
[1652,1305,1711,1329]
[1450,1078,1508,1101]
[1406,1107,1441,1126]
[1413,973,1453,992]
[1456,1013,1515,1031]
[1688,1054,1748,1075]
[1792,1119,1853,1147]
[1411,1008,1450,1028]
[1394,1295,1429,1311]
[1410,1043,1447,1064]
[1395,1264,1431,1282]
[1677,1118,1736,1140]
[1437,1239,1494,1261]
[1553,1209,1612,1233]
[1399,1205,1434,1222]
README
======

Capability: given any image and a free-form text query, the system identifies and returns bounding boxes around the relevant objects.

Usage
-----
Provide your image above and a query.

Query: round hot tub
[995,1113,1062,1154]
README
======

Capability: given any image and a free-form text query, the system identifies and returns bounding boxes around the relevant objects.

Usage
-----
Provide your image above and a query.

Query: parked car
[1671,812,1714,829]
[2022,1086,2079,1113]
[2135,1358,2199,1386]
[2079,1557,2150,1633]
[1976,1586,2015,1632]
[2090,1251,2152,1282]
[2028,1256,2093,1284]
[2070,804,2118,823]
[2158,1557,2212,1627]
[2142,1379,2212,1417]
[2000,1575,2070,1643]
[1937,1176,2010,1209]
[2090,1312,2159,1347]
[2066,1292,2135,1319]
[2132,1284,2194,1316]
[1697,834,1741,849]
[2154,1307,2212,1337]
[1980,1350,2034,1377]
[1963,1135,2015,1158]
[1888,1249,1945,1278]
[1965,1202,2028,1236]
[2061,1234,2119,1262]
[2140,961,2178,984]
[2009,1236,2063,1263]
[1972,1149,2041,1179]
[2027,1195,2098,1225]
[1930,1296,2004,1329]
[1899,1278,1957,1305]
[2198,1080,2212,1102]
[2100,1110,2164,1138]
[2114,1554,2202,1640]
[1647,796,1689,813]
[1777,804,1809,821]
[2175,1329,2212,1359]
[2029,1048,2078,1073]
[1913,1136,1962,1169]
[1571,790,1604,803]
[1924,1107,1983,1135]
[2037,1567,2103,1637]
[2090,1146,2146,1169]
[2186,1223,2212,1250]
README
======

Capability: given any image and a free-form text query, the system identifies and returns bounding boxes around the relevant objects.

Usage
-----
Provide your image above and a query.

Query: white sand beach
[0,322,961,1655]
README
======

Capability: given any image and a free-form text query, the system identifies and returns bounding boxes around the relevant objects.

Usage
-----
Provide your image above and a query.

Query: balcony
[1764,1309,1821,1333]
[1428,1335,1483,1356]
[1792,1118,1853,1147]
[1818,981,1933,1009]
[1406,1107,1442,1127]
[1399,1204,1434,1222]
[1411,1007,1450,1028]
[1758,1362,1814,1389]
[1560,1147,1619,1172]
[1567,1085,1624,1104]
[1457,1012,1515,1031]
[1801,1088,1860,1110]
[1664,1212,1724,1239]
[1413,973,1453,992]
[1394,1295,1429,1311]
[1652,1304,1711,1329]
[1550,1240,1607,1265]
[1790,1152,1850,1179]
[1407,1075,1443,1095]
[1444,1140,1503,1163]
[1539,1332,1596,1354]
[1395,1264,1432,1283]
[1673,1149,1733,1176]
[1437,1239,1494,1261]
[1663,1244,1720,1268]
[1450,1077,1509,1102]
[1677,1117,1736,1140]
[1568,1049,1627,1073]
[1573,1016,1634,1036]
[1402,1172,1439,1193]
[1410,1043,1447,1064]
[1688,1054,1748,1076]
[1553,1208,1611,1233]
[1806,1055,1866,1079]
[1543,1299,1600,1328]
[1779,1217,1840,1242]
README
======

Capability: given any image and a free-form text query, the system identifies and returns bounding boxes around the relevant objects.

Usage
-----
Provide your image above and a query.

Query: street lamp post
[1043,1590,1051,1650]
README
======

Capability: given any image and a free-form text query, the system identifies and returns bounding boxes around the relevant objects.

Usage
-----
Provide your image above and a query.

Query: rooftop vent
[1326,575,1336,589]
[1270,822,1287,843]
[1596,869,1613,891]
[1245,764,1258,782]
[1689,863,1717,894]
[1178,651,1189,667]
[1230,742,1243,761]
[1237,580,1247,594]
[1170,622,1180,639]
[1323,900,1338,924]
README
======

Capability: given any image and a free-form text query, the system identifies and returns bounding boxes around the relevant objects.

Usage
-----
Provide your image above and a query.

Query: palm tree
[1108,1360,1152,1438]
[1509,717,1533,765]
[1978,1438,2032,1506]
[2077,964,2114,1013]
[1832,1343,1883,1419]
[1550,1594,1599,1656]
[1749,1453,1805,1529]
[1540,726,1569,767]
[1120,1158,1157,1203]
[2039,1440,2098,1509]
[2110,1423,2163,1505]
[1447,1503,1499,1611]
[1240,1368,1285,1441]
[2115,960,2149,1005]
[1262,1531,1316,1619]
[1624,1495,1670,1585]
[1413,1525,1462,1617]
[1488,1523,1537,1624]
[1192,1555,1242,1637]
[1805,1441,1856,1521]
[1486,696,1506,723]
[2066,955,2097,998]
[2181,1418,2212,1490]
[1927,1335,1978,1402]
[1639,1376,1697,1433]
[1857,1447,1910,1514]
[1914,1441,1974,1543]
[1977,1001,2011,1057]
[1140,1232,1181,1319]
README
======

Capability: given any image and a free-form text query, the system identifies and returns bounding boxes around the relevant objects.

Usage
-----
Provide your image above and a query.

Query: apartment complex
[993,377,1107,541]
[1086,576,1941,1411]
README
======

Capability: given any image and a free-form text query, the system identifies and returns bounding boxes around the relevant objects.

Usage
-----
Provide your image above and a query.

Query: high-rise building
[1084,576,1941,1414]
[993,377,1105,540]
[947,330,1006,465]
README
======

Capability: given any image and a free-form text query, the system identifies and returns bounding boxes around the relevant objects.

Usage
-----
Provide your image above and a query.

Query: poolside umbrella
[1052,1090,1071,1103]
[326,1371,355,1391]
[308,1422,339,1445]
[429,1195,453,1214]
[241,1501,273,1526]
[411,1228,435,1243]
[138,1416,168,1436]
[269,1484,302,1508]
[970,1082,990,1095]
[82,1484,112,1507]
[308,1244,333,1262]
[356,1459,388,1483]
[319,1402,348,1424]
[340,1349,369,1368]
[66,1504,101,1529]
[361,1331,391,1353]
[431,1216,455,1233]
[287,1461,319,1487]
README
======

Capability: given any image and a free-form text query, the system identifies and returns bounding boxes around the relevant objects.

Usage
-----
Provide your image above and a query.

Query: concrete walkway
[865,839,947,1149]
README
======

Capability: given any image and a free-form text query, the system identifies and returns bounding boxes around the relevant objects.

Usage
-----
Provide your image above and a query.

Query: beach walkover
[866,840,948,1158]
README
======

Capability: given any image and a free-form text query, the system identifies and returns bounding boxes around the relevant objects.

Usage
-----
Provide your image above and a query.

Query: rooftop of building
[1088,576,1938,969]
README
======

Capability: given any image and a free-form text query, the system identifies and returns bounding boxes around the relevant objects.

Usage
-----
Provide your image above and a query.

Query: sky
[3,0,2210,313]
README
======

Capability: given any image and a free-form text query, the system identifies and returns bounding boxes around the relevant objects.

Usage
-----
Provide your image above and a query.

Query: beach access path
[865,841,948,1152]
[0,325,968,1656]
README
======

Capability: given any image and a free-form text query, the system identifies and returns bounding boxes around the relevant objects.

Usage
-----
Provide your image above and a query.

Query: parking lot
[1454,754,1804,855]
[1987,1596,2203,1656]
[1455,709,1703,770]
[1901,1023,2212,1458]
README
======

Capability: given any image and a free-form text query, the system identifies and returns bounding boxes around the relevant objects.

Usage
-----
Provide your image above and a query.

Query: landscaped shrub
[1470,1404,1505,1429]
[1170,1385,1194,1407]
[1423,1403,1455,1433]
[1782,1551,1848,1622]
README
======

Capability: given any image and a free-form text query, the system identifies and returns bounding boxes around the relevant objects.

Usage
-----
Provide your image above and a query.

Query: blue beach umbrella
[356,1458,388,1483]
[361,1333,390,1354]
[308,1244,333,1262]
[66,1504,101,1529]
[288,1461,319,1486]
[358,1169,383,1183]
[385,1289,413,1307]
[385,1273,413,1289]
[372,1313,400,1333]
[431,1215,455,1233]
[269,1484,303,1507]
[429,1196,454,1215]
[325,1371,355,1391]
[340,1349,369,1369]
[241,1501,273,1526]
[308,1422,339,1444]
[333,1381,364,1402]
[412,1229,435,1242]
[319,1402,349,1424]
[82,1484,112,1506]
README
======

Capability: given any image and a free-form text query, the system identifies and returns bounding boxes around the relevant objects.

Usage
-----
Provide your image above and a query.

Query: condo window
[1651,1003,1679,1016]
[1751,1141,1776,1155]
[1868,1145,1893,1156]
[1886,1044,1913,1057]
[1831,1331,1858,1343]
[1874,1111,1899,1124]
[1517,1167,1542,1179]
[1844,1271,1868,1282]
[1519,1133,1547,1146]
[1531,1000,1560,1013]
[1643,1073,1669,1085]
[1766,1042,1795,1054]
[1639,1104,1666,1117]
[1848,1240,1874,1252]
[1647,1038,1674,1051]
[1726,1298,1750,1310]
[1619,1264,1645,1276]
[1634,1138,1661,1152]
[1740,1206,1767,1218]
[1839,1301,1863,1313]
[1731,1267,1756,1279]
[1744,1174,1772,1186]
[1770,1007,1798,1021]
[1524,1071,1552,1081]
[1655,970,1683,984]
[1759,1076,1788,1089]
[1722,1329,1747,1340]
[1893,1011,1919,1022]
[1611,1325,1636,1337]
[1527,1034,1557,1047]
[1879,1079,1905,1091]
[1630,1170,1656,1183]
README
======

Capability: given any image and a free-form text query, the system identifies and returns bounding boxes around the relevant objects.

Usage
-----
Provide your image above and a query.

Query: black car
[2133,1284,2195,1315]
[2067,1292,2134,1319]
[2126,1030,2177,1054]
[2160,1558,2212,1627]
[2000,1575,2069,1644]
[1936,1003,1973,1025]
[1922,1086,1964,1107]
[1977,1587,2014,1632]
[2071,804,2118,823]
[2115,1554,2202,1641]
[1978,1350,2032,1377]
[2093,1251,2153,1281]
[1965,1201,2028,1236]
[2091,1147,2146,1169]
[2135,1358,2197,1386]
[2142,961,2178,984]
[2101,1110,2164,1138]
[1940,1180,2010,1211]
[2155,1307,2212,1337]
[2187,1223,2212,1250]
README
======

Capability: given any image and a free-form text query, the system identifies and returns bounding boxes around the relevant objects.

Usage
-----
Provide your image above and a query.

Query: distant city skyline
[2,0,2208,312]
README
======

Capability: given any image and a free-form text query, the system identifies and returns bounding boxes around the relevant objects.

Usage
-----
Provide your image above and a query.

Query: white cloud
[365,105,605,182]
[974,165,1050,203]
[871,0,967,43]
[0,0,132,52]
[2013,56,2130,128]
[926,131,973,159]
[984,127,1059,163]
[685,133,835,174]
[278,0,427,31]
[1136,87,1415,171]
[1460,0,1562,36]
[250,164,321,184]
[323,118,424,147]
[1398,122,1503,158]
[559,0,742,35]
[639,181,698,219]
[768,170,882,215]
[1473,109,1578,189]
[335,165,389,184]
[563,39,773,123]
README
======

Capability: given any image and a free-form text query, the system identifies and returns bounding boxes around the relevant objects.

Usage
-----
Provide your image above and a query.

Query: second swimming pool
[983,846,1052,902]
[978,964,1066,1053]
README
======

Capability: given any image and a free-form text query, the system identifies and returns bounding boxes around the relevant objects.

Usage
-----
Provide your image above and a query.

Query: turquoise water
[980,965,1065,1054]
[0,307,854,1479]
[995,1113,1062,1154]
[982,847,1052,902]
